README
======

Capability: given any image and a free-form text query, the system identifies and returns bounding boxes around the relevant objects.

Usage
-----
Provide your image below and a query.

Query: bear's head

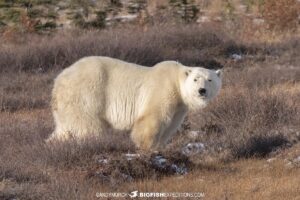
[180,67,222,111]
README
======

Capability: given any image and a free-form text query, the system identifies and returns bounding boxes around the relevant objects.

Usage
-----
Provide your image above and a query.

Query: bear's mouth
[198,95,207,99]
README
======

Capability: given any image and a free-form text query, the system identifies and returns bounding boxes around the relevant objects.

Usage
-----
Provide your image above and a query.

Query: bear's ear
[216,69,222,78]
[185,69,192,76]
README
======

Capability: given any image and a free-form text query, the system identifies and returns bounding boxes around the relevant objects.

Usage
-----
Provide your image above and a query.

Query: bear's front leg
[131,114,164,150]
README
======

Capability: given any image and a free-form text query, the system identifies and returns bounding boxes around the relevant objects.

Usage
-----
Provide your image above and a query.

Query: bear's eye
[208,79,212,82]
[194,79,197,82]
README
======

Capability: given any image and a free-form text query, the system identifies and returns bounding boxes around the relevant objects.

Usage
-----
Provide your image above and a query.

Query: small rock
[286,143,293,147]
[266,158,276,163]
[293,156,300,163]
[151,155,189,175]
[187,131,202,139]
[124,153,140,161]
[231,54,242,61]
[152,155,167,168]
[171,164,188,175]
[182,142,205,156]
[98,159,109,164]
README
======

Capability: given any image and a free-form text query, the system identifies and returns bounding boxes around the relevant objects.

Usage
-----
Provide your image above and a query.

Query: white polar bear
[48,56,222,150]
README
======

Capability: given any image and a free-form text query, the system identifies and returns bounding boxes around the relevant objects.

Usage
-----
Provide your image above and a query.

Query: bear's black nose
[199,88,206,96]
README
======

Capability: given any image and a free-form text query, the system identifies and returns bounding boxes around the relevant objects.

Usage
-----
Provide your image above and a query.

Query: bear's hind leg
[48,107,107,143]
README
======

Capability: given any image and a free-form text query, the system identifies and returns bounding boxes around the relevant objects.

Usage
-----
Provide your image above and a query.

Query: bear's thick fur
[49,56,222,150]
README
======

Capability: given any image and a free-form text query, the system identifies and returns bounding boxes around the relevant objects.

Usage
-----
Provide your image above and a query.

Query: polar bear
[48,56,222,150]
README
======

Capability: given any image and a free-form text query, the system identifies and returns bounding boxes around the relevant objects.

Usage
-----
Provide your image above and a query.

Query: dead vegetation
[0,24,300,199]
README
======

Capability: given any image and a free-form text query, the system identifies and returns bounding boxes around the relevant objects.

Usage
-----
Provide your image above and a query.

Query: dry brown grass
[0,72,55,112]
[1,23,299,74]
[122,157,300,200]
[0,24,229,73]
[261,0,300,32]
[0,25,300,199]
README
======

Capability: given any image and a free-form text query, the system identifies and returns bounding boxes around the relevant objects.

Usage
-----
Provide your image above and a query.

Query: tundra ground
[0,25,300,199]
